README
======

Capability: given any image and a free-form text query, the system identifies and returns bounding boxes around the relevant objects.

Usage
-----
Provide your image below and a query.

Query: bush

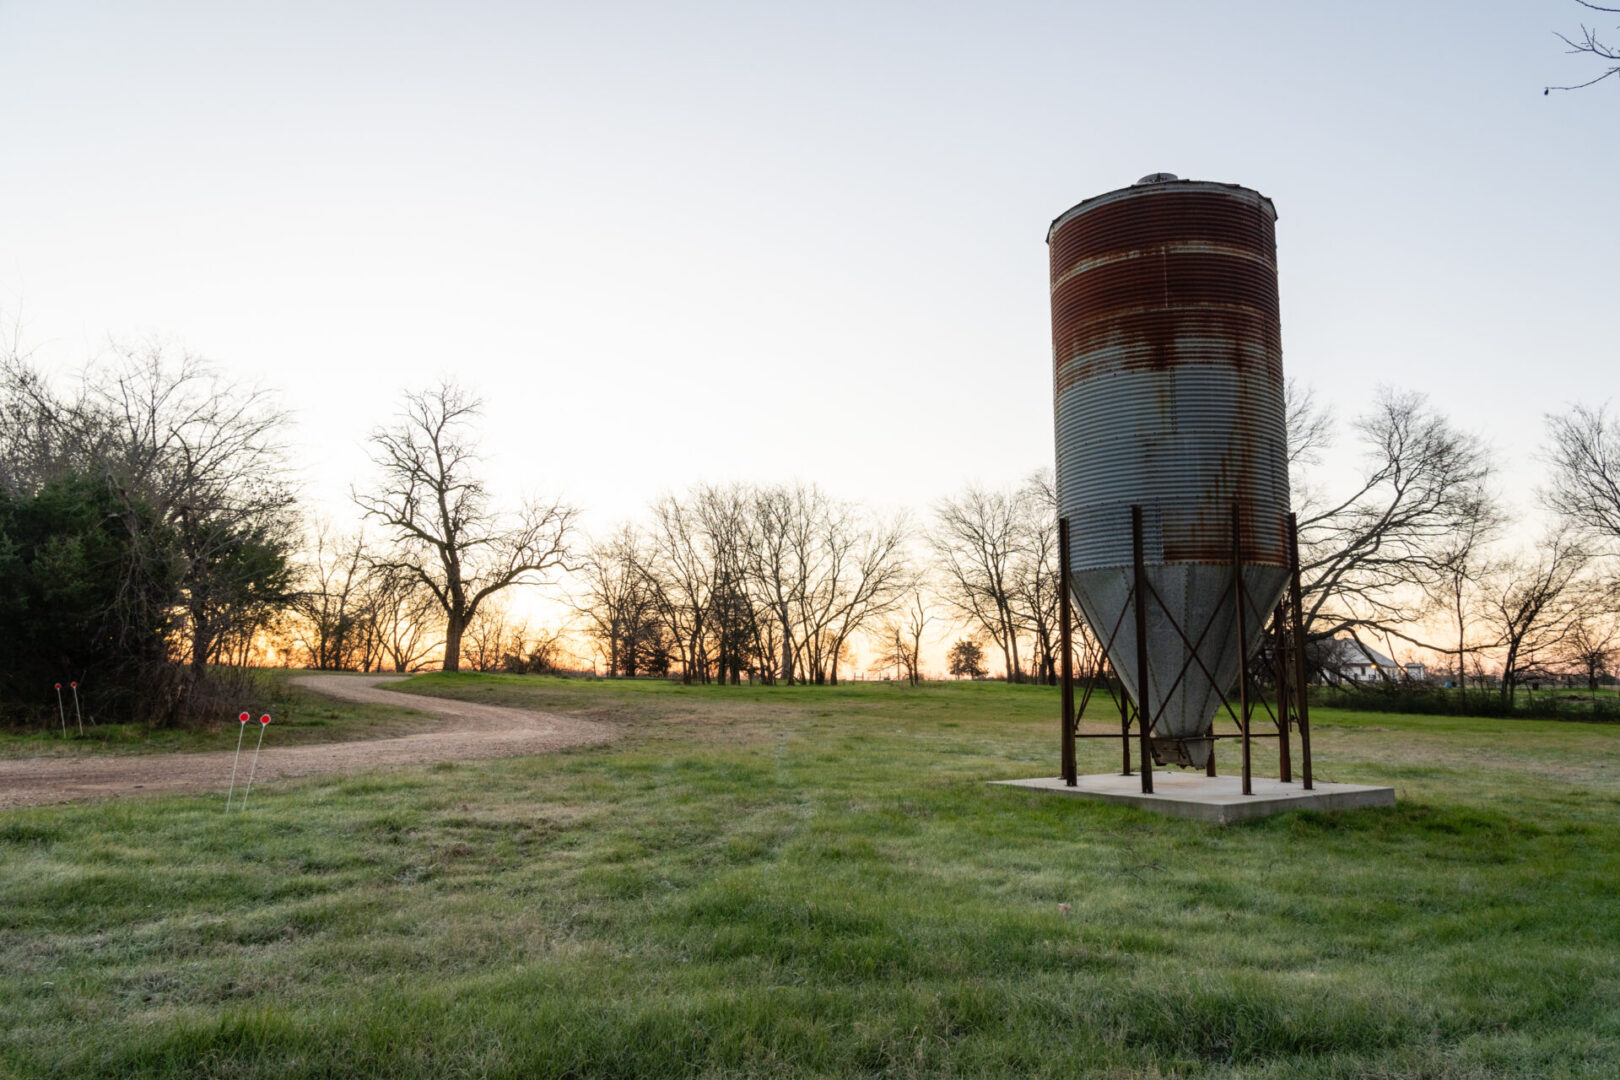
[0,474,181,727]
[1310,682,1620,722]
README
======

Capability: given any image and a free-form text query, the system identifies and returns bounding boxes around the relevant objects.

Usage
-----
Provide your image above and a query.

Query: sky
[3,1,1616,563]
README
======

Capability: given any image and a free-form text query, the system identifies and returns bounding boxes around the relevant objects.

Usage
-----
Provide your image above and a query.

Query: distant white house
[1320,637,1425,684]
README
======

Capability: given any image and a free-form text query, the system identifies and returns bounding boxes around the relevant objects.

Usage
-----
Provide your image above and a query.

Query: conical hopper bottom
[1072,564,1289,769]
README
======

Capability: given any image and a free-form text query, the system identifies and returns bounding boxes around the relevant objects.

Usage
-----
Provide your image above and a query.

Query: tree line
[3,344,1617,726]
[1,346,295,724]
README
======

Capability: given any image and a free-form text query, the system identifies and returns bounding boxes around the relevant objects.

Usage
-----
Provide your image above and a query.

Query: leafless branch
[1293,387,1495,646]
[1545,1,1620,92]
[1544,402,1620,554]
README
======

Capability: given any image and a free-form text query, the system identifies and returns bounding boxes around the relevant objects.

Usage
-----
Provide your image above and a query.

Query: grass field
[1,676,1617,1078]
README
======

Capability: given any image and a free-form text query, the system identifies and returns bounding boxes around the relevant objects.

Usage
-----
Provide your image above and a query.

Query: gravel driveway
[0,674,613,809]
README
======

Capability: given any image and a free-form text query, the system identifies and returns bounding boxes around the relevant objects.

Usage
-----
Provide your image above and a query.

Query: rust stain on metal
[1050,180,1288,568]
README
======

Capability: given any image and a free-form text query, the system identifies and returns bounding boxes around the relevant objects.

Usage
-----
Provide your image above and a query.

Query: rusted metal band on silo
[1049,181,1289,571]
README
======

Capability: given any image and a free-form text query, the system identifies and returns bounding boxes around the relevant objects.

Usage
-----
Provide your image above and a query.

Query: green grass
[0,671,439,759]
[2,676,1618,1078]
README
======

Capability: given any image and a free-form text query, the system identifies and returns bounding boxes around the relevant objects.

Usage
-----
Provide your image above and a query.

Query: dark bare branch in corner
[1545,1,1620,92]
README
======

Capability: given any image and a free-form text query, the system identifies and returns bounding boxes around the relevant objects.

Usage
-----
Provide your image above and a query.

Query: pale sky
[4,0,1616,552]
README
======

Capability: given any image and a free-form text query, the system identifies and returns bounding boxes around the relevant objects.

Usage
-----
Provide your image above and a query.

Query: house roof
[1325,637,1398,668]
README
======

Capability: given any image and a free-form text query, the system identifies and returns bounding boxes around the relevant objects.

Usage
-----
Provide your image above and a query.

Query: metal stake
[54,684,66,737]
[226,711,249,810]
[69,682,84,735]
[1118,659,1131,775]
[1132,505,1153,794]
[239,714,270,810]
[1059,517,1077,786]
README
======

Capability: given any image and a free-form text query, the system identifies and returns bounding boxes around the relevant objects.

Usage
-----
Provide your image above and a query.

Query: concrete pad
[990,772,1395,824]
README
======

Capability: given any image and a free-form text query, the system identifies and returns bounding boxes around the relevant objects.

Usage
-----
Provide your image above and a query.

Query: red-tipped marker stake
[69,682,84,735]
[226,711,250,810]
[54,684,66,737]
[240,714,271,810]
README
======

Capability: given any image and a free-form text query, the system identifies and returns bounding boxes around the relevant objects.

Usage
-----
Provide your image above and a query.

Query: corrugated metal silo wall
[1049,180,1291,765]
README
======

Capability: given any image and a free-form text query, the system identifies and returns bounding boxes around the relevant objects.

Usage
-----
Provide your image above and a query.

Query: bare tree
[574,525,664,677]
[92,348,299,685]
[811,507,910,686]
[640,492,716,683]
[1010,470,1060,685]
[1285,378,1335,514]
[0,351,83,495]
[871,588,932,686]
[1545,403,1620,555]
[1479,530,1589,705]
[356,382,576,672]
[745,484,829,685]
[1422,500,1503,703]
[503,625,569,674]
[601,483,909,687]
[778,488,851,684]
[370,566,442,673]
[1560,613,1619,694]
[903,590,933,682]
[932,486,1023,681]
[462,601,530,673]
[1284,379,1335,469]
[1546,2,1620,93]
[1293,388,1495,651]
[637,484,781,685]
[694,485,760,685]
[289,524,377,671]
[97,348,299,682]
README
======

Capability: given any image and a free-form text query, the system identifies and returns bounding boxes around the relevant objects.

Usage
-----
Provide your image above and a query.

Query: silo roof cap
[1047,177,1277,243]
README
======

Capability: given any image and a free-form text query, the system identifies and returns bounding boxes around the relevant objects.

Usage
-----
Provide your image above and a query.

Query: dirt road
[0,674,614,810]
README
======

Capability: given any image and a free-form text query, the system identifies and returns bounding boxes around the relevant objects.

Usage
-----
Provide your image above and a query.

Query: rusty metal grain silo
[1049,175,1290,769]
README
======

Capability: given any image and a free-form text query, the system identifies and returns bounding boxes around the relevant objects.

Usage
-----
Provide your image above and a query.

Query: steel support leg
[1232,504,1253,796]
[1132,505,1153,795]
[1288,513,1314,790]
[1059,517,1077,786]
